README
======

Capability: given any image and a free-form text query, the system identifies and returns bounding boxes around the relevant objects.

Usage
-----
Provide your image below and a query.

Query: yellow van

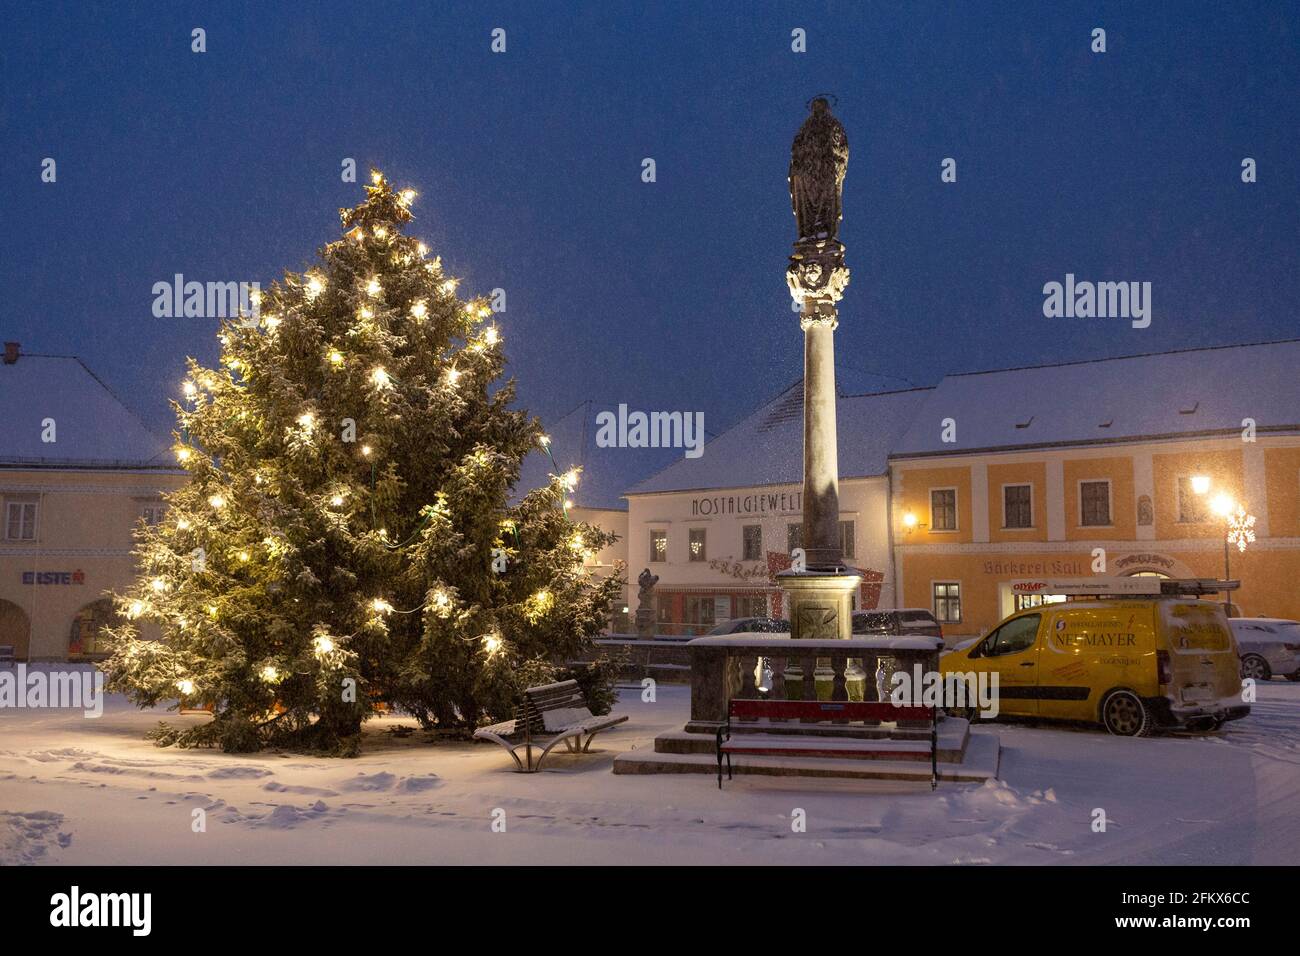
[940,598,1248,736]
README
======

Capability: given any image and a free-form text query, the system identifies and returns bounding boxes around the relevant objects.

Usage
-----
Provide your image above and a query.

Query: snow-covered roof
[626,383,933,496]
[0,352,174,469]
[891,339,1300,458]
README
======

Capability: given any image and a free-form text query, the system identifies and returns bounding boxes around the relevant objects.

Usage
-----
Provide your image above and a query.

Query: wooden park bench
[473,679,628,772]
[0,644,14,666]
[716,698,939,790]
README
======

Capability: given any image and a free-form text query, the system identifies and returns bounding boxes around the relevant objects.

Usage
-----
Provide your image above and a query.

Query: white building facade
[623,384,929,634]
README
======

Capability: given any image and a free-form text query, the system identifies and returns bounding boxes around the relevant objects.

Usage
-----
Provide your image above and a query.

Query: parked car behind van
[705,617,790,636]
[1229,618,1300,681]
[852,608,943,639]
[940,598,1248,736]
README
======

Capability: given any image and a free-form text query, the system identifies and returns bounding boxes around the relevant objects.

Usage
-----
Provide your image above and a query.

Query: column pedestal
[778,568,863,701]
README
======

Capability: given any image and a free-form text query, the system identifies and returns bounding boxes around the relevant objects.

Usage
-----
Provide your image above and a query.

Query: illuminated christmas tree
[105,172,622,753]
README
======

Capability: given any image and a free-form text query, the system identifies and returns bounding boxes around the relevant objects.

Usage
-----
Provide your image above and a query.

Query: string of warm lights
[118,170,614,733]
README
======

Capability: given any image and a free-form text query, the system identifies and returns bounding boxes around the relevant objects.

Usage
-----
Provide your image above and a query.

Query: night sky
[3,2,1297,487]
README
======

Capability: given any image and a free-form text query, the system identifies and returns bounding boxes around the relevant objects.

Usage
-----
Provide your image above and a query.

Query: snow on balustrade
[684,632,943,732]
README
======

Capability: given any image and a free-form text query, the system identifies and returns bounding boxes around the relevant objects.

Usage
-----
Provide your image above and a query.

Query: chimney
[2,342,18,365]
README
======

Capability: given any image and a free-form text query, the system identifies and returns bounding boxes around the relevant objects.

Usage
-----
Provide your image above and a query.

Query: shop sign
[1115,553,1175,571]
[982,559,1087,576]
[691,490,802,517]
[707,558,770,581]
[21,570,86,585]
[1010,576,1161,596]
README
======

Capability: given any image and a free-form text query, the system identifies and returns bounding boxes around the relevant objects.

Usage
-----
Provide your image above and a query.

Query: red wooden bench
[716,698,939,789]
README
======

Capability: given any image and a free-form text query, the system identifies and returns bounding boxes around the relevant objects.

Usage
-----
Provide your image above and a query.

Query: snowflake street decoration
[1227,507,1256,553]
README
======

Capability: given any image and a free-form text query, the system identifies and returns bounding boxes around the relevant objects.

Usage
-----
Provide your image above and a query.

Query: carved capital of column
[799,305,839,331]
[787,238,849,319]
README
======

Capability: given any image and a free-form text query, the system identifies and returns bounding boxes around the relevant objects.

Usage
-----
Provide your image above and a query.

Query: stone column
[801,297,844,569]
[779,97,860,651]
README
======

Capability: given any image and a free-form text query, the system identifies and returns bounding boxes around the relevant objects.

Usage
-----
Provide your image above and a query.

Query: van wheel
[1239,655,1271,681]
[1101,690,1153,737]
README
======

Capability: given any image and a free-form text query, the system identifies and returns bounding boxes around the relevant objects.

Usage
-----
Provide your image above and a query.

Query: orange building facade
[891,435,1300,639]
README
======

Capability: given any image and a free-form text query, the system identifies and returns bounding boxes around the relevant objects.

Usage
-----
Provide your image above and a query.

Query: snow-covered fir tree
[104,172,622,753]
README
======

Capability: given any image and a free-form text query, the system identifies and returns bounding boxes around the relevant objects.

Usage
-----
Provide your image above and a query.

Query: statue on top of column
[788,96,849,243]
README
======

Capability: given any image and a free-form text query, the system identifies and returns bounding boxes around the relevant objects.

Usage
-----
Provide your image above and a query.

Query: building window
[930,489,957,531]
[932,582,962,623]
[140,501,167,527]
[4,496,38,541]
[787,522,803,553]
[1003,484,1032,529]
[1079,480,1111,527]
[1177,476,1208,523]
[688,527,706,562]
[649,529,667,562]
[736,595,767,619]
[839,520,855,559]
[742,524,762,561]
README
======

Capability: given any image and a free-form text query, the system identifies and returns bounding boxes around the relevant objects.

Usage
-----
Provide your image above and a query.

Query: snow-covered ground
[3,678,1298,865]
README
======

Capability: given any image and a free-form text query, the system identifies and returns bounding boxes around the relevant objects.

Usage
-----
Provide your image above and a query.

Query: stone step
[612,733,1000,783]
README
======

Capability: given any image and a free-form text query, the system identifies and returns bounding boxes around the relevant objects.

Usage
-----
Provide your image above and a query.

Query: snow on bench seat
[721,733,934,759]
[473,679,627,772]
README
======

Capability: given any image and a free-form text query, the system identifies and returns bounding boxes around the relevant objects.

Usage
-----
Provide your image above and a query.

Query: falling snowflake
[1227,507,1256,554]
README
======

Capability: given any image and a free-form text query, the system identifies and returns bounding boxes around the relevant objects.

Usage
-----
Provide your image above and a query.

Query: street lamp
[1205,493,1254,614]
[1208,493,1235,610]
[1190,474,1211,495]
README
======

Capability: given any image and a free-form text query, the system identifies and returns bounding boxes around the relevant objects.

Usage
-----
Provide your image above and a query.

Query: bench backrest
[729,698,932,724]
[522,679,593,734]
[0,645,14,663]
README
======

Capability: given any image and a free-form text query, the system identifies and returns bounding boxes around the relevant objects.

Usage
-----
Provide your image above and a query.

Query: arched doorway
[69,598,122,659]
[0,599,32,662]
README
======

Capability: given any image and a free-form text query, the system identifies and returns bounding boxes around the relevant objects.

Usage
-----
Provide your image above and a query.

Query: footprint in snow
[395,774,442,793]
[338,772,397,792]
[1025,841,1073,854]
[207,766,272,779]
[262,781,340,797]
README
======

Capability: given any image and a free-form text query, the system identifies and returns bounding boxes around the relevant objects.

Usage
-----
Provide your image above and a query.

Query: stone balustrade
[683,634,943,734]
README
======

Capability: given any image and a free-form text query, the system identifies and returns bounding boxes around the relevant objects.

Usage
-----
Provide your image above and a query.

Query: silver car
[1229,618,1300,681]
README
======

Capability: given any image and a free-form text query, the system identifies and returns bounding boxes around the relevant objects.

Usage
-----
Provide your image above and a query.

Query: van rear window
[1159,601,1231,652]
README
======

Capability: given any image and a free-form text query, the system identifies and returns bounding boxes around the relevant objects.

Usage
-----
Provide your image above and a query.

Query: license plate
[1181,685,1212,703]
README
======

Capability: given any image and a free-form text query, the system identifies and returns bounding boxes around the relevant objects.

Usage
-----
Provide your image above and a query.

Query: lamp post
[1208,492,1255,613]
[1208,492,1234,611]
[1224,506,1256,614]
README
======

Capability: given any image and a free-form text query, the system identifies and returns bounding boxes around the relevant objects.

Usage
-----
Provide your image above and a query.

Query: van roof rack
[1010,576,1239,598]
[1158,578,1239,596]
